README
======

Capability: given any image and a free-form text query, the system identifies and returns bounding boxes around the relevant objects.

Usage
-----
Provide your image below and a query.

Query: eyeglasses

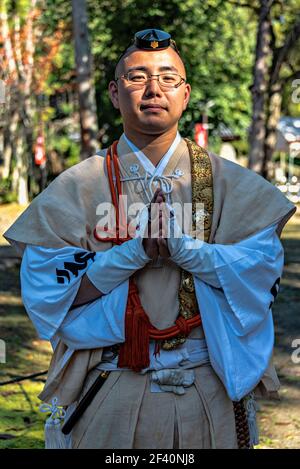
[115,71,186,89]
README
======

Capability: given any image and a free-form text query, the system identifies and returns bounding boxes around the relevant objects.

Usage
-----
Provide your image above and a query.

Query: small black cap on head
[114,29,181,78]
[134,29,171,50]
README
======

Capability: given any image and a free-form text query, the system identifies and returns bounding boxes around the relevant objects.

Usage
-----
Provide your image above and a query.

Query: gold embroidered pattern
[161,139,214,350]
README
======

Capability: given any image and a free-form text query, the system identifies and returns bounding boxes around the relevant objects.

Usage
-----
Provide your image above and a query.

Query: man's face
[109,47,191,135]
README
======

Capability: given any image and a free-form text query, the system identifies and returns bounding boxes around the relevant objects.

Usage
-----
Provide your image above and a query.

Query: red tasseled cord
[117,278,152,372]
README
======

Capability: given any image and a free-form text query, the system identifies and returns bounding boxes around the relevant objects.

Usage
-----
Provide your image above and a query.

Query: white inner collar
[123,131,181,176]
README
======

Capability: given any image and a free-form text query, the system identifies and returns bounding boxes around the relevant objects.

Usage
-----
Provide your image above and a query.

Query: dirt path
[0,202,299,448]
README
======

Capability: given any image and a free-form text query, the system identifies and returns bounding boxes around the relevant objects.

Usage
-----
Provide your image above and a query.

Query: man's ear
[183,83,191,111]
[108,81,120,109]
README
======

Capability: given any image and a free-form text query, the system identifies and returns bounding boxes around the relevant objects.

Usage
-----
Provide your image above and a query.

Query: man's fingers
[151,188,165,203]
[156,191,165,203]
[151,188,162,202]
[149,189,165,225]
[147,189,169,240]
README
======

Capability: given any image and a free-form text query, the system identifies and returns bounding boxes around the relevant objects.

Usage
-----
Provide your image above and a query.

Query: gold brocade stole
[161,139,214,350]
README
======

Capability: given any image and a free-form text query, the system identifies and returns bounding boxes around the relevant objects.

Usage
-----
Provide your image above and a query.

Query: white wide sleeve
[170,222,283,334]
[20,245,128,346]
[55,281,127,350]
[20,245,95,340]
[168,220,284,400]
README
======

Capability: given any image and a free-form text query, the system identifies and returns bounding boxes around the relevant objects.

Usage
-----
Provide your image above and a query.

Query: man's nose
[143,77,162,96]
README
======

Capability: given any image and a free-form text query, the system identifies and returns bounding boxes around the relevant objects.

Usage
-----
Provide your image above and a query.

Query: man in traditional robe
[3,29,296,449]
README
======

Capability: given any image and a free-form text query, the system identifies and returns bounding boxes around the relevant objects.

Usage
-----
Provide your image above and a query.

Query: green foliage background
[88,0,256,149]
[36,0,300,157]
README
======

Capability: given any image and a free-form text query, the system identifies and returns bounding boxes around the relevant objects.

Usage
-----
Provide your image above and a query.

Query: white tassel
[244,392,259,446]
[40,397,72,449]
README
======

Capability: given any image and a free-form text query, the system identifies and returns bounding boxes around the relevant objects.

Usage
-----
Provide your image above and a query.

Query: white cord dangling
[40,397,71,449]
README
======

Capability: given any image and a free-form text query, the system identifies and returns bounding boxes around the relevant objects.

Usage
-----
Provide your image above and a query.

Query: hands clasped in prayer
[142,188,172,261]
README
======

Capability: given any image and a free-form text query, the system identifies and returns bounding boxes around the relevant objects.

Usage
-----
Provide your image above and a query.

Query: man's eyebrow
[159,66,179,73]
[126,65,179,73]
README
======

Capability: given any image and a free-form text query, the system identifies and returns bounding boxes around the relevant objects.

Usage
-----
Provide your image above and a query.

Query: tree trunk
[262,81,282,180]
[15,127,29,206]
[248,0,273,173]
[261,17,300,179]
[0,2,19,180]
[2,107,19,179]
[71,0,98,160]
[0,2,33,202]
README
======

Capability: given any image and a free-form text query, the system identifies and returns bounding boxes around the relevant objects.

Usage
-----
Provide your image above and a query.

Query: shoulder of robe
[208,150,280,192]
[3,151,111,251]
[52,153,107,186]
[27,151,110,207]
[207,151,296,243]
